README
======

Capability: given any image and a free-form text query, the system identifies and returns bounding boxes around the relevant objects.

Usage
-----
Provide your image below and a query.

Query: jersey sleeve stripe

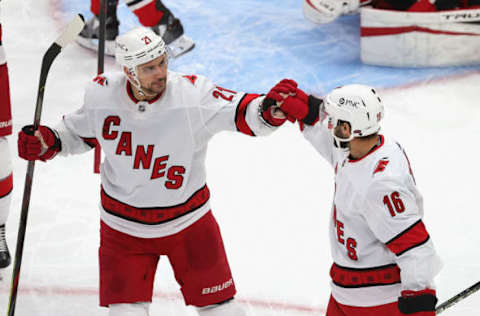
[234,93,260,137]
[0,173,12,198]
[385,219,430,256]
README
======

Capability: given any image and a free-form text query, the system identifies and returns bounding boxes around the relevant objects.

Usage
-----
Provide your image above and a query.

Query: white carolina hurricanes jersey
[303,122,442,307]
[55,71,275,238]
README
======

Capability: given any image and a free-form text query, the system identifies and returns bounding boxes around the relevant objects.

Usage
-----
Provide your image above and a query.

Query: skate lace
[0,226,7,252]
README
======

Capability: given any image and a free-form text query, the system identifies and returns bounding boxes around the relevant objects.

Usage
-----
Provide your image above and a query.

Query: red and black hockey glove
[398,289,437,315]
[18,125,61,162]
[280,88,322,128]
[261,79,298,125]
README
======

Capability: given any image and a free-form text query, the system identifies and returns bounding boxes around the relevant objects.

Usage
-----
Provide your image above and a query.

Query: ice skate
[76,15,119,56]
[0,224,10,270]
[151,18,195,58]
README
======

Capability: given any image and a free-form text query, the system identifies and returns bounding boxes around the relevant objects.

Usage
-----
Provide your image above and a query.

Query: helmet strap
[126,66,151,98]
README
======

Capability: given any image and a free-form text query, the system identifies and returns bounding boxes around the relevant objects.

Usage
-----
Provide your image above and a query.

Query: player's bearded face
[137,54,168,95]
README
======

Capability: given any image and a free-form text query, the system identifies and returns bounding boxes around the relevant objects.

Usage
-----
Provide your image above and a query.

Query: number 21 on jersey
[212,86,236,101]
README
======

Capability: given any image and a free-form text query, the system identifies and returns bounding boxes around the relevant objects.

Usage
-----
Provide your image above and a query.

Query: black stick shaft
[436,281,480,314]
[97,0,106,75]
[94,0,107,174]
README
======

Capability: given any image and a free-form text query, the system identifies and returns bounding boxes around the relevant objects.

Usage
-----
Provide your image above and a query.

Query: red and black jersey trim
[0,173,13,198]
[100,184,210,225]
[330,262,401,288]
[234,93,260,136]
[81,137,99,149]
[386,219,430,256]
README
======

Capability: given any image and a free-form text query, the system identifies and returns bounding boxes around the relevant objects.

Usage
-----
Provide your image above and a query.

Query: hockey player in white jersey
[278,84,442,316]
[17,27,305,316]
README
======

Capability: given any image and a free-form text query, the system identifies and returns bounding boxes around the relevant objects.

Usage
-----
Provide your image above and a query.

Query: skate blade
[168,35,195,58]
[76,36,116,57]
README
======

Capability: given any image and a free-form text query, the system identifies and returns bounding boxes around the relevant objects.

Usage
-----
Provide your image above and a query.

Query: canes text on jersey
[333,205,358,261]
[102,115,185,189]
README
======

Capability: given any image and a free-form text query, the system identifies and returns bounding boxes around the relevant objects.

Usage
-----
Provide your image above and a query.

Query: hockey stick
[7,14,85,316]
[93,0,107,174]
[436,281,480,314]
[97,0,106,75]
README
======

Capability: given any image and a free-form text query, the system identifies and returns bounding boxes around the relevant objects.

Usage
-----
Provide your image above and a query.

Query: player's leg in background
[77,0,120,56]
[0,23,12,271]
[123,0,195,57]
[77,0,194,57]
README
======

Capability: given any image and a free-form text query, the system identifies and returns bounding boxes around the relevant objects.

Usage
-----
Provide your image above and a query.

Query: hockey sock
[124,0,170,27]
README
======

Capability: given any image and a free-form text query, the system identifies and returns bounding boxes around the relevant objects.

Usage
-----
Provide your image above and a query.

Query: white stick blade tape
[55,14,85,48]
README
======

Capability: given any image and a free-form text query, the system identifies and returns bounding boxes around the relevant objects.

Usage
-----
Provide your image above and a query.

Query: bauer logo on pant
[201,278,233,295]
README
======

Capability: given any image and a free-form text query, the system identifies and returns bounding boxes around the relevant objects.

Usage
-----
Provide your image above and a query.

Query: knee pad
[196,299,247,316]
[109,302,150,316]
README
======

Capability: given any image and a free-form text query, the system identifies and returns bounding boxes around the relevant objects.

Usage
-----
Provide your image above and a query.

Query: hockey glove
[279,88,321,127]
[398,289,437,315]
[261,79,298,125]
[18,125,61,162]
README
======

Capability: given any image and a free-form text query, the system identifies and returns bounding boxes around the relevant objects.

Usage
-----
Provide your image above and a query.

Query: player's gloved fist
[398,289,437,315]
[261,79,298,126]
[279,96,308,122]
[18,125,61,162]
[265,79,298,104]
[279,88,322,127]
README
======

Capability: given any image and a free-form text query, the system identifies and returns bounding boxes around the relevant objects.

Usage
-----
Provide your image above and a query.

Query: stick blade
[55,14,85,48]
